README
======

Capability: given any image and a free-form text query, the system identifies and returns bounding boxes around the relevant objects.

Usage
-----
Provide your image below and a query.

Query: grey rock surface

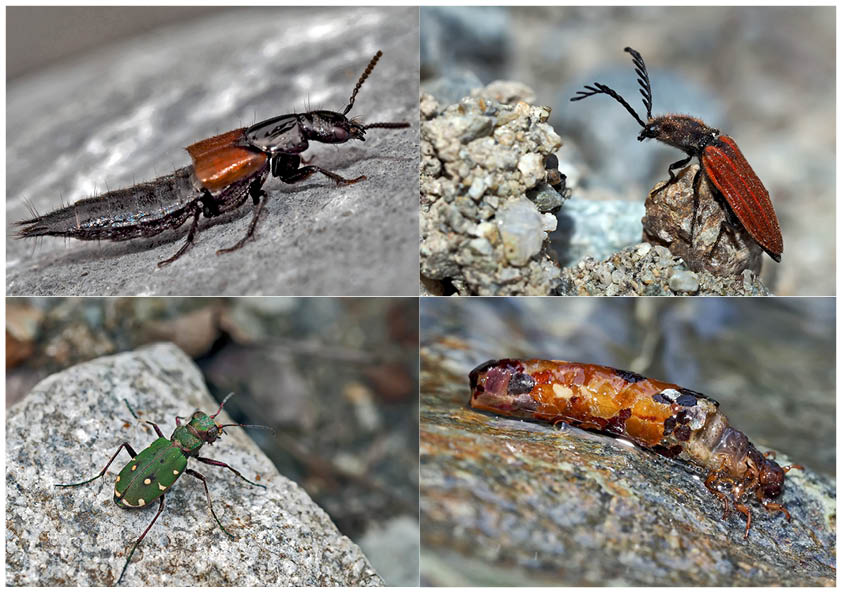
[6,343,382,586]
[7,7,419,296]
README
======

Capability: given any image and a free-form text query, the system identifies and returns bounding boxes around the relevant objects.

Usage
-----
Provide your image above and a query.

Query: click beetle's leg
[186,468,235,539]
[653,155,692,195]
[216,184,268,256]
[195,456,267,489]
[280,165,366,186]
[55,442,138,487]
[117,495,166,585]
[157,204,202,268]
[690,165,703,247]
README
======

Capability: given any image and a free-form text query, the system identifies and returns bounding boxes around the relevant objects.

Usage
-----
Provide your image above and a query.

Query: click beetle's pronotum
[55,395,273,585]
[16,50,409,267]
[571,47,783,263]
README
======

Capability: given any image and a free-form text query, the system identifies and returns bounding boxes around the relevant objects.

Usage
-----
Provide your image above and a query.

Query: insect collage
[4,4,836,589]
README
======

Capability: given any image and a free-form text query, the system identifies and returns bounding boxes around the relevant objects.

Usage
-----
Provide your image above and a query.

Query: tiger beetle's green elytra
[55,394,274,585]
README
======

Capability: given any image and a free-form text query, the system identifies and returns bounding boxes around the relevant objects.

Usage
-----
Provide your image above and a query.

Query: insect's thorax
[170,425,205,456]
[645,114,719,156]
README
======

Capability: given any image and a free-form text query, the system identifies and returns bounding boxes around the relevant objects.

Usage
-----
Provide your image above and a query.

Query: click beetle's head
[638,120,661,142]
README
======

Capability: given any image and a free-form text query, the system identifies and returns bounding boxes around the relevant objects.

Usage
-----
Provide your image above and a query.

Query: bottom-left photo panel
[6,297,420,586]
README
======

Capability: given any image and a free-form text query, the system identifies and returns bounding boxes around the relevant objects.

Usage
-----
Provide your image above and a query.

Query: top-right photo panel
[419,6,834,296]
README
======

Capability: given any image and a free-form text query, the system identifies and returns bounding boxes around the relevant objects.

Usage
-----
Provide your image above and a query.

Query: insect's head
[571,47,655,140]
[757,457,786,499]
[185,393,274,445]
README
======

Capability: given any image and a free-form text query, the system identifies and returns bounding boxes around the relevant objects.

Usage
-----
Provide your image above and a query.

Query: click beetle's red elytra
[16,51,409,268]
[571,47,783,263]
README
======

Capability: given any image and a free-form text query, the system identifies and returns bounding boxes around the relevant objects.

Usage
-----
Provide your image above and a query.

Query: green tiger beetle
[55,394,273,585]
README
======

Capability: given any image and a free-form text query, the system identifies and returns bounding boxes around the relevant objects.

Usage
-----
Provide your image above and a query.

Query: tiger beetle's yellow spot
[114,489,121,498]
[173,469,179,475]
[131,464,137,471]
[144,478,152,485]
[137,498,146,506]
[121,498,130,506]
[116,475,121,483]
[158,483,166,491]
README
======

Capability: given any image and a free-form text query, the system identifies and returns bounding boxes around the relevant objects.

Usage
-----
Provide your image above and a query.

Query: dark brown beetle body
[16,51,409,267]
[571,47,782,262]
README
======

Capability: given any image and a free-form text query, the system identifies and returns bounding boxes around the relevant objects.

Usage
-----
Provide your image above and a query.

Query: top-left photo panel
[7,6,420,297]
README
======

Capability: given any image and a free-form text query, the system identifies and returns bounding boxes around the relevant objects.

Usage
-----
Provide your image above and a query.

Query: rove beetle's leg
[117,495,166,585]
[55,442,138,487]
[653,155,693,195]
[157,204,202,268]
[279,165,366,187]
[216,182,268,256]
[185,468,235,539]
[195,456,267,489]
[199,189,221,219]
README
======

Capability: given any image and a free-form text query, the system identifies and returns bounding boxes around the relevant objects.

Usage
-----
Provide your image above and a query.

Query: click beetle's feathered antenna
[570,47,653,128]
[625,46,653,120]
[343,50,382,115]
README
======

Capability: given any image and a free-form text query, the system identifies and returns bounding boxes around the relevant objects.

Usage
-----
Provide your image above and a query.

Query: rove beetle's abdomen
[571,47,783,264]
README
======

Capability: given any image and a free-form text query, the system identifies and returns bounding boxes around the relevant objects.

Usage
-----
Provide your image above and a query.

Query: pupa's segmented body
[468,358,801,537]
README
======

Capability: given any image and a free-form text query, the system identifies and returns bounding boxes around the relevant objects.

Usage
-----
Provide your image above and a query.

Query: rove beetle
[16,50,409,267]
[571,47,783,263]
[55,394,273,585]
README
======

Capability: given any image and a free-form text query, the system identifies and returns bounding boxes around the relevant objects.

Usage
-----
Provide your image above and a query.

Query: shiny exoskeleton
[571,47,782,262]
[469,359,802,538]
[16,51,409,267]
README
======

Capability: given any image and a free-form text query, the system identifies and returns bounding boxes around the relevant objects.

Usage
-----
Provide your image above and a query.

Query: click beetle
[16,50,409,267]
[571,47,783,263]
[55,394,273,585]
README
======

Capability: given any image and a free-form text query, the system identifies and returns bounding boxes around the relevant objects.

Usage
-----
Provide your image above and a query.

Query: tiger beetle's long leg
[186,468,235,539]
[195,456,267,489]
[117,495,166,585]
[124,399,165,437]
[55,442,138,487]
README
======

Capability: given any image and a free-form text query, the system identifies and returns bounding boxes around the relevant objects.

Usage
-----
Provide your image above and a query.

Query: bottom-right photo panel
[419,297,835,587]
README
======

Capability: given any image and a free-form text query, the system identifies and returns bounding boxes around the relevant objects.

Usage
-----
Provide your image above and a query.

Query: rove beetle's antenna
[344,50,382,115]
[570,47,783,263]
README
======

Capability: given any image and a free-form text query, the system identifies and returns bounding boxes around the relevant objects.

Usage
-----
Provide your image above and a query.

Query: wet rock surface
[7,7,418,297]
[420,87,565,295]
[419,303,836,586]
[6,343,382,586]
[642,165,764,276]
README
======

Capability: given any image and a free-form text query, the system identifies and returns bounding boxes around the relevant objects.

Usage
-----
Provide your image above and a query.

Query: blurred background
[7,297,419,586]
[421,6,835,295]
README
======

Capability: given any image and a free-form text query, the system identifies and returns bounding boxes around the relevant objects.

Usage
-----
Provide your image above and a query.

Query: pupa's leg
[734,502,752,539]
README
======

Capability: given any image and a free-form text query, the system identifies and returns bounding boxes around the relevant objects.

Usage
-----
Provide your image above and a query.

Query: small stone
[468,176,488,200]
[668,271,700,293]
[496,198,546,267]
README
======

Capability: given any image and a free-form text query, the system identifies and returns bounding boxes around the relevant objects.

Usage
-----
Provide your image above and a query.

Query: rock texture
[420,86,566,295]
[6,343,382,586]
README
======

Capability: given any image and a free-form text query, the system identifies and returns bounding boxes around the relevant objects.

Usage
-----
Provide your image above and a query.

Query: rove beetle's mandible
[17,50,409,267]
[571,47,783,262]
[55,395,273,585]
